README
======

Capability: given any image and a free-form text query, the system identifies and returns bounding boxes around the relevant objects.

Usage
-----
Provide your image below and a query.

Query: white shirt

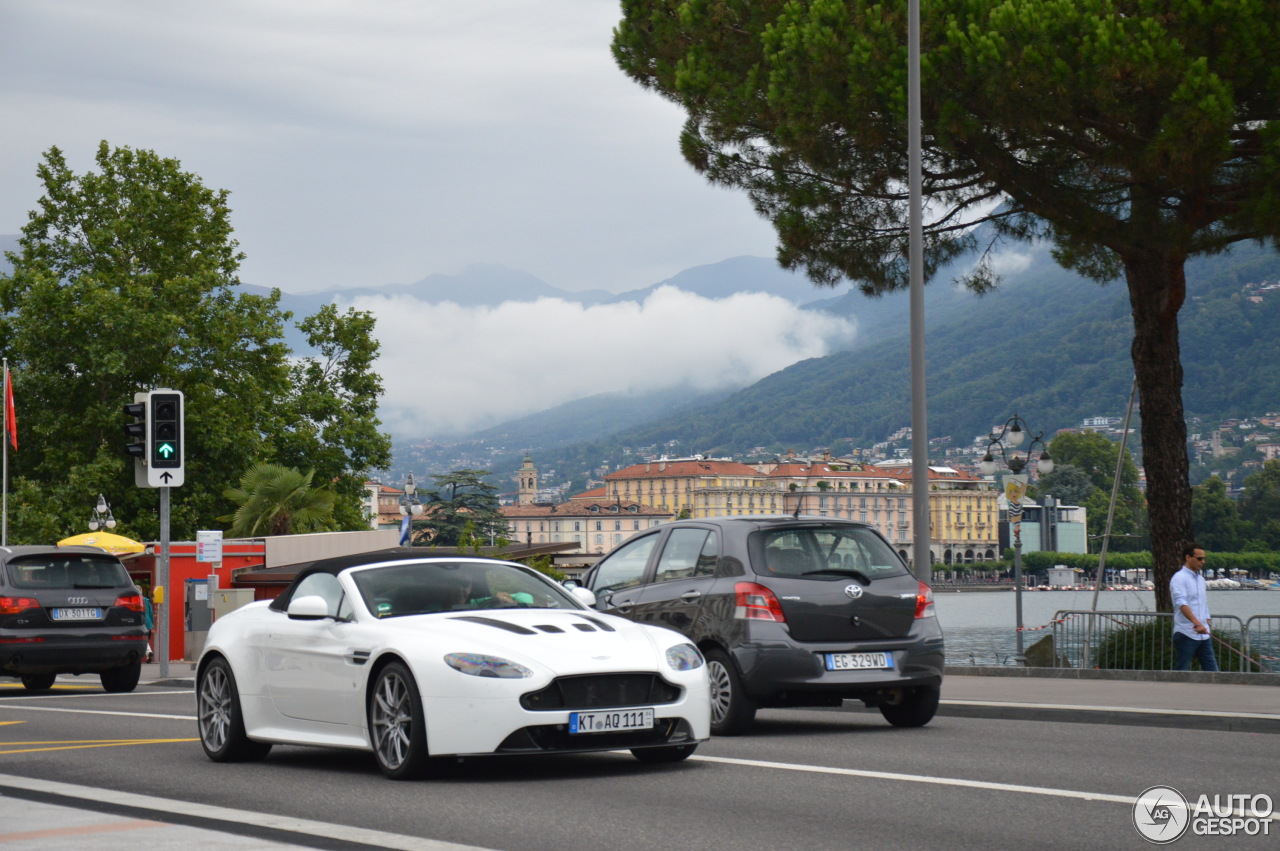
[1170,565,1210,640]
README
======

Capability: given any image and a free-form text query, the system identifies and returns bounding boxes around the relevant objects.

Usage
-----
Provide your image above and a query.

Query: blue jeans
[1173,631,1219,672]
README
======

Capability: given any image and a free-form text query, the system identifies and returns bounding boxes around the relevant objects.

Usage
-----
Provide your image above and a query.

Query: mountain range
[10,226,1280,492]
[423,237,1280,490]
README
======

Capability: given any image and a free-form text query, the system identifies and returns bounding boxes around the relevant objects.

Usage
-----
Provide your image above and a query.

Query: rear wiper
[801,569,872,584]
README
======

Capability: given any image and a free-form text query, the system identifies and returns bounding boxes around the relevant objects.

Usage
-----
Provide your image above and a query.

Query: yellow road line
[0,819,165,842]
[0,738,197,755]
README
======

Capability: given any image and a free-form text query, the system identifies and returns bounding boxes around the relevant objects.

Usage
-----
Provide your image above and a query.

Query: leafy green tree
[420,470,508,547]
[1031,463,1095,508]
[1238,460,1280,550]
[613,1,1280,611]
[1191,476,1249,552]
[1048,432,1140,496]
[220,463,336,537]
[268,304,392,529]
[1049,431,1145,549]
[0,142,389,542]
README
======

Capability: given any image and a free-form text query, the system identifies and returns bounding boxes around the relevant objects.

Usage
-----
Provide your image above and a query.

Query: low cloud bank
[353,286,857,437]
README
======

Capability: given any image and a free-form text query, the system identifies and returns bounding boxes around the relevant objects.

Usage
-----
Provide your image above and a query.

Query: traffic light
[123,394,147,460]
[147,390,183,487]
[122,389,184,488]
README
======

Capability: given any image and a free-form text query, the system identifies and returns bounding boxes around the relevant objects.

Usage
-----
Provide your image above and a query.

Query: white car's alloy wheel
[197,657,272,762]
[199,664,233,753]
[368,662,433,779]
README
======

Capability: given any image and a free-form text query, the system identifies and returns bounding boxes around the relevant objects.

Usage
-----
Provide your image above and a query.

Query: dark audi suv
[582,516,944,734]
[0,546,149,692]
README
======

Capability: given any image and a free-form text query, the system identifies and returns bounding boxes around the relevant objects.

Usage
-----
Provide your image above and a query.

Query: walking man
[1171,543,1218,672]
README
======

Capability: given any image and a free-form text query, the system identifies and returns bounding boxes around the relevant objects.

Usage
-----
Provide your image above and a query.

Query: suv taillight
[914,581,936,619]
[735,582,786,622]
[114,593,145,613]
[0,596,40,615]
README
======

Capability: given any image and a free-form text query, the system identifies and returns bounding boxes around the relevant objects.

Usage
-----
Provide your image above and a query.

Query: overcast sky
[1,1,863,438]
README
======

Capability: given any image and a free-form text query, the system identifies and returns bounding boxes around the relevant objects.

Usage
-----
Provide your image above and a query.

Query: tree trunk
[1124,251,1192,613]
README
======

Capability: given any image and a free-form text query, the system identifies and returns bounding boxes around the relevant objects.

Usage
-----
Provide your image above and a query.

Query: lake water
[933,589,1280,666]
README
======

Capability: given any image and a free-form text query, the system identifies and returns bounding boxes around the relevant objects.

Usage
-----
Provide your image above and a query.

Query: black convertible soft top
[268,549,512,612]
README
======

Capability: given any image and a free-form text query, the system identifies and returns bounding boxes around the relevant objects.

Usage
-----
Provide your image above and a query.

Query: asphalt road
[0,680,1276,850]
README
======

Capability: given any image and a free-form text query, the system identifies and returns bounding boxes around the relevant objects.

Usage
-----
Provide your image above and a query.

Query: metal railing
[1245,615,1280,672]
[1048,610,1273,672]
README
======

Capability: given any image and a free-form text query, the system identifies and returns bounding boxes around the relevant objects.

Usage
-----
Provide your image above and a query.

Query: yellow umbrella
[57,532,147,556]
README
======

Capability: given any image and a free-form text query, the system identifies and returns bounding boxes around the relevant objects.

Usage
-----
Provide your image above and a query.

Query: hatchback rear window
[751,526,908,580]
[5,555,132,589]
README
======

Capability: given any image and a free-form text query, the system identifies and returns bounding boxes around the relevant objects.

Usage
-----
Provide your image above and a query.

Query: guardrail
[1245,615,1280,672]
[1048,610,1276,673]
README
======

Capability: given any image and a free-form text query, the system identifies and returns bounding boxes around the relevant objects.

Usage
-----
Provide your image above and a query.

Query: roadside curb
[935,700,1280,734]
[944,665,1280,686]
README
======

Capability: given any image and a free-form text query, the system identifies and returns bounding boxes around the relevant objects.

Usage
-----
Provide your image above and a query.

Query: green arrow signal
[157,442,175,459]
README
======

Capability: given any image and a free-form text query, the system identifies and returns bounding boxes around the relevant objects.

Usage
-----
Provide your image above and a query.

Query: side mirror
[569,586,597,608]
[287,595,332,620]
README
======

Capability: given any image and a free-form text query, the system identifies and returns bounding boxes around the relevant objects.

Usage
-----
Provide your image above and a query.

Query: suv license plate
[826,652,893,671]
[52,607,102,621]
[569,708,655,734]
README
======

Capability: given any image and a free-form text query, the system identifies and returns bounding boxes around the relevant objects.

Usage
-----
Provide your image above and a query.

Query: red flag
[4,369,16,451]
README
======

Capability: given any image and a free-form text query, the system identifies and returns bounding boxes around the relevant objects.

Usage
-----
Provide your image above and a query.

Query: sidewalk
[939,666,1280,734]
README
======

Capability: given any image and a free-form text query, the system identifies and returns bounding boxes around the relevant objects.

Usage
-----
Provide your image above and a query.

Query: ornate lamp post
[399,473,423,546]
[88,494,117,532]
[979,414,1054,665]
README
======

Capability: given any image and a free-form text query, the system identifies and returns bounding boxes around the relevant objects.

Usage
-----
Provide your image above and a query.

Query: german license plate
[569,708,654,734]
[52,607,102,621]
[825,651,893,671]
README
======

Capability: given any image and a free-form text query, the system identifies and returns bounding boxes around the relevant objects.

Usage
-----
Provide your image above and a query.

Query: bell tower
[518,454,538,505]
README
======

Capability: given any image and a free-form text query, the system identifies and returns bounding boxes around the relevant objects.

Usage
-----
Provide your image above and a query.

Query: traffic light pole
[158,486,170,678]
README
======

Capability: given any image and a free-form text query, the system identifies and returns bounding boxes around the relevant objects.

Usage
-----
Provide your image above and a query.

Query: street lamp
[399,473,423,545]
[88,494,117,532]
[979,414,1054,665]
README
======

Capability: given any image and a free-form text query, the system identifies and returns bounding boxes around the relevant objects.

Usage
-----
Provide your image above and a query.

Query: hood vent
[449,616,537,635]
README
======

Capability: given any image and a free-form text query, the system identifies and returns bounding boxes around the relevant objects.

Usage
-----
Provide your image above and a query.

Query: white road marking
[0,689,196,721]
[0,773,493,851]
[689,755,1280,821]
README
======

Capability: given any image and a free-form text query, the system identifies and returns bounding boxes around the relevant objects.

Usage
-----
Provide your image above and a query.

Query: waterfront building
[603,457,784,518]
[500,492,671,554]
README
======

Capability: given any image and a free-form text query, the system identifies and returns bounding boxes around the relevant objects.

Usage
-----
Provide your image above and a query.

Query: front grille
[496,718,696,753]
[521,673,681,711]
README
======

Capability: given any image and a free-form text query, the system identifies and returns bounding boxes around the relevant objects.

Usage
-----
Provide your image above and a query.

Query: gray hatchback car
[0,546,149,692]
[583,516,944,735]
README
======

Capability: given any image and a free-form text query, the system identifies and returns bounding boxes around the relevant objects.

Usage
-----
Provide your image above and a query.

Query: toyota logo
[844,584,863,600]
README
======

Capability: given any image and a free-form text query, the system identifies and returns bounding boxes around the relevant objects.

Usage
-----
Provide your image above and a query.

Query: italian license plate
[825,651,893,671]
[569,708,655,734]
[52,607,102,621]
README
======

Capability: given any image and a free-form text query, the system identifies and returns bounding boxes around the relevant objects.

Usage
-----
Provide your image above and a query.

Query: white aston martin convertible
[196,552,710,779]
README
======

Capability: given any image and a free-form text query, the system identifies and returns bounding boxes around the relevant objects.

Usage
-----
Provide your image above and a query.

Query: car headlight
[665,643,704,672]
[444,652,533,679]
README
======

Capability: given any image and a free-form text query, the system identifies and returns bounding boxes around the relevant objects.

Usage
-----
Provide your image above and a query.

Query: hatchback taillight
[0,596,40,616]
[914,581,936,619]
[734,582,786,622]
[114,593,145,613]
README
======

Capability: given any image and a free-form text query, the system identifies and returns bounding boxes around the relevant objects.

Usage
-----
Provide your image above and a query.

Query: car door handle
[680,590,703,602]
[612,598,633,614]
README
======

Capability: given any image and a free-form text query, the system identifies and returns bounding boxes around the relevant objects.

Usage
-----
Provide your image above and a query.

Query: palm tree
[220,463,336,537]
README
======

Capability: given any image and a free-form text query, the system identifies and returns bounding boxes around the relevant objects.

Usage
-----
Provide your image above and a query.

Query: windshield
[351,561,581,618]
[751,525,908,580]
[6,554,133,590]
